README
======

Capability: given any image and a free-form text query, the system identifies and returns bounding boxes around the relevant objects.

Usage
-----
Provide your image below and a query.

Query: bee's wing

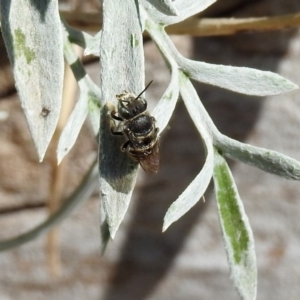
[139,142,160,175]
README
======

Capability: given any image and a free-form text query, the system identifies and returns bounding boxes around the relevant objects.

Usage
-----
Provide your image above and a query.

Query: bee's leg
[110,110,124,135]
[110,120,123,136]
[111,130,123,136]
[121,140,131,152]
[111,110,123,121]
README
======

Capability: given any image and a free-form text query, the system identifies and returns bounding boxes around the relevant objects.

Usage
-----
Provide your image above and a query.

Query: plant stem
[167,13,300,36]
[57,10,300,36]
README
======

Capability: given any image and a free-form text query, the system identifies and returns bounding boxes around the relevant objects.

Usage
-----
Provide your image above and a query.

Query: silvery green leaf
[146,18,297,97]
[56,87,101,164]
[0,0,64,161]
[141,0,216,25]
[179,73,218,135]
[99,0,144,239]
[152,66,179,132]
[213,151,257,300]
[216,135,300,180]
[163,142,214,231]
[62,18,94,50]
[57,33,101,164]
[173,0,216,23]
[87,91,101,135]
[57,92,89,164]
[146,0,178,16]
[163,76,215,231]
[180,57,298,96]
[145,19,177,65]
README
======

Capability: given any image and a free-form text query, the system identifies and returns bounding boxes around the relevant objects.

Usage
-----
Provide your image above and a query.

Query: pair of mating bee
[110,81,160,174]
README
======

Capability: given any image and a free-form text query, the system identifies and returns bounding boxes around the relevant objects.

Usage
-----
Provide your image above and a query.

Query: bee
[110,81,160,174]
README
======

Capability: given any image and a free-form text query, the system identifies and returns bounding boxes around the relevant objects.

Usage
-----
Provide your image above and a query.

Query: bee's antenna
[135,80,153,100]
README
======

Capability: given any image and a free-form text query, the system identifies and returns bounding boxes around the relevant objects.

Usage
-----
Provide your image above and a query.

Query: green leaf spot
[14,28,36,64]
[88,93,101,112]
[179,70,189,83]
[214,154,250,264]
[213,151,256,299]
[130,34,139,48]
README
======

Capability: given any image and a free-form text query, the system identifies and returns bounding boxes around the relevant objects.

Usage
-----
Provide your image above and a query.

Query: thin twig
[58,10,300,36]
[46,45,83,277]
[166,13,300,36]
[1,11,300,35]
[0,203,45,215]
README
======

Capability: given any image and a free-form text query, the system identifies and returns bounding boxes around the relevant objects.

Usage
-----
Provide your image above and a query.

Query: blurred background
[1,0,300,299]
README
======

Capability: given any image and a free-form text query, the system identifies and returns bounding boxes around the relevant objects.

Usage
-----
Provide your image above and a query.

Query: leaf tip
[108,227,117,240]
[57,154,63,165]
[162,222,169,232]
[162,208,176,232]
[36,145,47,162]
[289,82,298,91]
[57,145,69,165]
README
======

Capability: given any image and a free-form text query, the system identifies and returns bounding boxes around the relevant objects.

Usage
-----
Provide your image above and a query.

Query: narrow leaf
[1,0,64,160]
[99,0,144,239]
[179,73,218,133]
[181,57,298,96]
[213,151,257,300]
[163,76,215,231]
[57,32,101,163]
[163,144,214,231]
[174,0,216,23]
[152,66,179,132]
[146,0,178,16]
[217,135,300,180]
[57,92,89,164]
[141,0,216,25]
[62,18,94,50]
[87,91,101,135]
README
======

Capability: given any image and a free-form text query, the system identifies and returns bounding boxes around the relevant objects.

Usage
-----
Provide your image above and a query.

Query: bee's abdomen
[127,114,153,135]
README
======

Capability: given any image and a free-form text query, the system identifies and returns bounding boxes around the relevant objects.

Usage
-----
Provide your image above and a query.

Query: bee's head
[116,81,153,119]
[117,94,147,119]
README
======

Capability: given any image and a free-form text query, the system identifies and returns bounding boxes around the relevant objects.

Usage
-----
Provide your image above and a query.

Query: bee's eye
[133,105,140,113]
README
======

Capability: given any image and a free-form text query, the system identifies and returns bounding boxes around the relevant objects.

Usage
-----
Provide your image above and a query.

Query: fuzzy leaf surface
[146,0,178,16]
[213,151,257,300]
[181,58,298,96]
[152,66,179,133]
[163,76,215,230]
[1,0,64,160]
[57,33,101,163]
[216,135,300,180]
[99,0,144,239]
[141,0,216,25]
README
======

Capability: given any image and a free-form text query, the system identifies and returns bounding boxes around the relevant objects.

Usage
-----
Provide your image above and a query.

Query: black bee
[110,81,159,174]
